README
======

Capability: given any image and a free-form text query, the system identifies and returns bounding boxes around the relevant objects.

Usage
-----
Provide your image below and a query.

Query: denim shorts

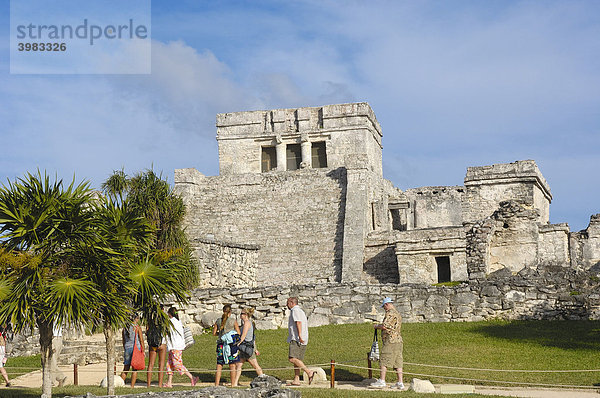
[123,346,134,366]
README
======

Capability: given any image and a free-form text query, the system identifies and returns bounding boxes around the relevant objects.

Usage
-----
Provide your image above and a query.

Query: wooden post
[73,363,78,386]
[330,360,335,388]
[367,352,373,379]
[114,363,116,375]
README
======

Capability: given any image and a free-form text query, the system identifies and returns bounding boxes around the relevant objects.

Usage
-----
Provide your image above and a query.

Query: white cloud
[0,40,263,188]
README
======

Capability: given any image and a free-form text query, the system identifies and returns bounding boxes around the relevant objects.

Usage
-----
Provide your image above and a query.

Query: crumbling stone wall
[394,226,467,284]
[538,224,570,266]
[463,160,551,224]
[465,200,583,279]
[467,201,539,278]
[175,167,347,285]
[176,266,600,332]
[191,237,259,288]
[487,202,540,273]
[403,186,465,229]
[571,214,600,272]
[10,269,600,361]
[363,232,399,284]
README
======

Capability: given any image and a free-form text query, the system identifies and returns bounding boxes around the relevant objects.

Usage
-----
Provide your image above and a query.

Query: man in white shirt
[286,297,314,385]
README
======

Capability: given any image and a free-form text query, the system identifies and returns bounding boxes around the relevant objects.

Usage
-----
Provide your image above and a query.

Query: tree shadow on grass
[469,320,600,351]
[327,367,365,382]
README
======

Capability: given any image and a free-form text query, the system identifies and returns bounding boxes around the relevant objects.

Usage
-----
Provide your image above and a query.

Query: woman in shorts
[120,314,144,387]
[234,307,263,386]
[146,310,167,387]
[212,304,241,386]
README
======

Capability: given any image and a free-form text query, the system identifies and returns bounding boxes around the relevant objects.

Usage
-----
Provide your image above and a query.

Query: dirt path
[6,362,600,397]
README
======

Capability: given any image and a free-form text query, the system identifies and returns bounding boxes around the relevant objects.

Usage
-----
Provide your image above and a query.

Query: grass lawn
[2,319,599,397]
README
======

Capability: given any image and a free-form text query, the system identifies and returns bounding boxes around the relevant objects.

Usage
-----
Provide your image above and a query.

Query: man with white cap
[370,297,404,389]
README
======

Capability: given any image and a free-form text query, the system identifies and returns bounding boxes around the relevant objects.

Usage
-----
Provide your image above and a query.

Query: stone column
[276,140,286,171]
[341,155,371,282]
[301,141,312,168]
[300,132,311,169]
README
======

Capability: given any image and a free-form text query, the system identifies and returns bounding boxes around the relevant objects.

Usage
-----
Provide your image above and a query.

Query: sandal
[192,376,199,386]
[308,372,315,385]
[286,382,301,386]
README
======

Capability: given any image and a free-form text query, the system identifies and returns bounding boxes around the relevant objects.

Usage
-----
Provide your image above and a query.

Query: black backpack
[146,325,161,347]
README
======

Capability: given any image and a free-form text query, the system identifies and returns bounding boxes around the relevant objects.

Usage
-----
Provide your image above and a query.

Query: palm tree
[98,169,198,393]
[103,169,193,253]
[0,172,103,398]
[81,198,152,395]
[0,169,199,397]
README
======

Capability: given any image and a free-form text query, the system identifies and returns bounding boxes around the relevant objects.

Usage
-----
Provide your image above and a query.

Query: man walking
[370,297,404,389]
[286,297,314,385]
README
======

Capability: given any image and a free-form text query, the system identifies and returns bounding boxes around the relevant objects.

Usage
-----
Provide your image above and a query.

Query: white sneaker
[370,378,387,388]
[391,381,405,390]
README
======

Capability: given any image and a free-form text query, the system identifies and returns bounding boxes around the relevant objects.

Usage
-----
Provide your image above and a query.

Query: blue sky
[1,0,599,231]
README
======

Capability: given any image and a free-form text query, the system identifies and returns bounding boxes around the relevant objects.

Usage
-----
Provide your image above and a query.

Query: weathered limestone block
[303,367,327,383]
[450,292,478,306]
[411,378,436,393]
[308,314,329,327]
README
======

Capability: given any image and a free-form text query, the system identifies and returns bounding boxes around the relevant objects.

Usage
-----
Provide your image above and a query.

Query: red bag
[130,327,145,371]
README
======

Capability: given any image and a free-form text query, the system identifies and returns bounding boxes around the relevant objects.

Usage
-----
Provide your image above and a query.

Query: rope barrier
[7,359,600,374]
[334,362,600,390]
[404,361,600,373]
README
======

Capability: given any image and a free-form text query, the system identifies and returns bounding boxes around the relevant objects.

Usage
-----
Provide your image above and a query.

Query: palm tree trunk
[39,320,53,398]
[104,327,116,396]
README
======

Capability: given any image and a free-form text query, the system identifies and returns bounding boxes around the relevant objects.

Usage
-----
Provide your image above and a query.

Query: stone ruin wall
[216,103,383,178]
[10,268,600,361]
[462,161,551,224]
[537,224,571,266]
[175,167,347,286]
[191,238,259,288]
[175,264,600,333]
[466,202,600,280]
[570,214,600,272]
[394,226,468,284]
[403,186,465,229]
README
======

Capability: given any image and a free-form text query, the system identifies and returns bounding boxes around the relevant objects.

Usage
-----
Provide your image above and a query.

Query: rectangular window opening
[286,144,302,171]
[390,209,407,231]
[311,141,327,168]
[435,256,451,283]
[261,146,277,172]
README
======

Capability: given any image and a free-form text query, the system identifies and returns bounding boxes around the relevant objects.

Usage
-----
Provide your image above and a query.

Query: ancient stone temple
[174,102,600,288]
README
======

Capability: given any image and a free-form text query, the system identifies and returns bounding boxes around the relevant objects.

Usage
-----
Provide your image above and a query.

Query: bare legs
[288,357,313,385]
[147,349,156,387]
[379,365,403,384]
[215,363,237,386]
[120,365,137,388]
[166,368,196,387]
[120,364,130,381]
[1,367,9,386]
[233,357,263,386]
[157,345,167,387]
[146,344,167,387]
[165,350,197,387]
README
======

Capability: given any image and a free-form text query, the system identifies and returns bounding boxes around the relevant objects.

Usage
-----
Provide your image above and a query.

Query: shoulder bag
[368,329,380,361]
[239,322,255,357]
[183,325,195,349]
[130,327,146,370]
